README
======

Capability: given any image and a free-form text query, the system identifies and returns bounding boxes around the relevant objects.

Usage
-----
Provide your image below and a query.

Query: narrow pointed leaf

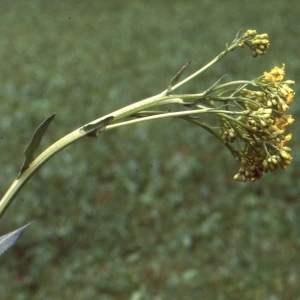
[80,116,114,137]
[231,29,242,45]
[167,61,191,93]
[0,222,34,256]
[20,114,56,174]
[204,75,226,95]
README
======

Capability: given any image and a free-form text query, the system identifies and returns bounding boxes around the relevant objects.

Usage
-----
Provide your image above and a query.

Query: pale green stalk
[0,91,170,218]
[0,31,251,218]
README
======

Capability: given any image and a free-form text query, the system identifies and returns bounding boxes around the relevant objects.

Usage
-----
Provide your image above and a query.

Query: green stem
[209,80,254,93]
[180,116,239,159]
[0,92,174,218]
[0,32,248,219]
[217,112,257,134]
[169,42,241,93]
[107,107,213,130]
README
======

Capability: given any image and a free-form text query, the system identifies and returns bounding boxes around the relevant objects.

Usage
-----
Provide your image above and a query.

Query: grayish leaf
[167,61,191,93]
[0,222,34,256]
[20,114,56,174]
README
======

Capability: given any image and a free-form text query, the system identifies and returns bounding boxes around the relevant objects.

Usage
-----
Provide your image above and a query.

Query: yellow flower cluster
[239,29,270,57]
[262,64,285,83]
[220,65,295,182]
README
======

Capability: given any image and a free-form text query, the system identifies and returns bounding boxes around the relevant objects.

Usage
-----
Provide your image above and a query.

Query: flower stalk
[0,29,295,218]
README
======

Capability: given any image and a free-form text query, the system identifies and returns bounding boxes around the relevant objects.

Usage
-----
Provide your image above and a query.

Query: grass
[0,0,300,299]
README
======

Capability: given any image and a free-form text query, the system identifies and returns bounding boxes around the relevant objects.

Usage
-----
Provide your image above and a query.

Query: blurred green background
[0,1,299,299]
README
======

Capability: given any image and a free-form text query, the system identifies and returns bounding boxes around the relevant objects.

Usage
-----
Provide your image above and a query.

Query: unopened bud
[246,29,257,36]
[280,151,290,159]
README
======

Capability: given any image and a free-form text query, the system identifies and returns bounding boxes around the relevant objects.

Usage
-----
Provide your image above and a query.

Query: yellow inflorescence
[220,65,295,182]
[241,29,271,57]
[262,64,285,83]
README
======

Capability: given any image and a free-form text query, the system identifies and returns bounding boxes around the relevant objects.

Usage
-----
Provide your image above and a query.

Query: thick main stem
[0,35,244,219]
[0,91,170,218]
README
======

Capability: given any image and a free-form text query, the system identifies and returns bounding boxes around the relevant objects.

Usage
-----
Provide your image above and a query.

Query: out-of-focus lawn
[0,1,300,299]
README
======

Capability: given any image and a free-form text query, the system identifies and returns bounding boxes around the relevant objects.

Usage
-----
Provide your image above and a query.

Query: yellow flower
[263,64,285,82]
[271,64,285,78]
[284,133,292,142]
[286,91,295,106]
[286,115,294,125]
[275,132,292,147]
[275,116,292,130]
[278,98,289,112]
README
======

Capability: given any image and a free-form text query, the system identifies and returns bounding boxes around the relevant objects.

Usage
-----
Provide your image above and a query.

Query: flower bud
[280,150,291,160]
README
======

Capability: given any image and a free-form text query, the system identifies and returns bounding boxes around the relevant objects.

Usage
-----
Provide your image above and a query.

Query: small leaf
[80,116,114,137]
[204,75,226,95]
[167,61,191,93]
[20,114,56,174]
[231,29,242,45]
[0,222,34,256]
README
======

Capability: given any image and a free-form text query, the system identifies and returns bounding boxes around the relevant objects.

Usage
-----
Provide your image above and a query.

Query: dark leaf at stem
[20,114,56,175]
[167,61,191,93]
[80,116,114,137]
